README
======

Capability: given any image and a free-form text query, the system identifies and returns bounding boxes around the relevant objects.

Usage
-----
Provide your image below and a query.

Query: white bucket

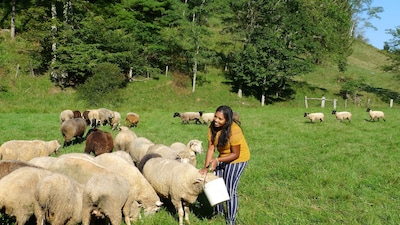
[204,178,230,206]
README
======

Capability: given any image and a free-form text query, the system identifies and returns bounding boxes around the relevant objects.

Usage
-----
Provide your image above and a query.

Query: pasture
[0,105,399,225]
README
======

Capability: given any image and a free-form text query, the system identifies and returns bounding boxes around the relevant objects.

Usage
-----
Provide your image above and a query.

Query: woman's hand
[199,158,218,175]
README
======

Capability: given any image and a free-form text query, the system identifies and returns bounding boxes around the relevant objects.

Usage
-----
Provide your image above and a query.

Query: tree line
[0,0,386,105]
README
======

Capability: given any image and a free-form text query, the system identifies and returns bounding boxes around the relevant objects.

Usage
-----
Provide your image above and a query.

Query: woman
[200,105,250,225]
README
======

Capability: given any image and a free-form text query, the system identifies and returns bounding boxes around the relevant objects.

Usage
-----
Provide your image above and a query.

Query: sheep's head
[173,112,180,118]
[188,140,203,154]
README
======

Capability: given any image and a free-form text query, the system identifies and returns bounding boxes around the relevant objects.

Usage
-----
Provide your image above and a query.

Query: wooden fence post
[305,96,308,108]
[321,97,325,108]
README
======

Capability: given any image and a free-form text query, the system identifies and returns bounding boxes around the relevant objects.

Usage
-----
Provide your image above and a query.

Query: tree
[382,26,400,78]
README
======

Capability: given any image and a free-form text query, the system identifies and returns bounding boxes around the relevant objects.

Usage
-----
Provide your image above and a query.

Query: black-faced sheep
[110,111,122,130]
[82,172,132,225]
[304,112,324,123]
[366,108,385,121]
[200,112,214,124]
[0,167,52,225]
[138,153,219,225]
[0,140,61,161]
[332,110,352,122]
[94,152,163,221]
[34,172,84,225]
[125,112,140,128]
[114,126,138,152]
[173,112,202,124]
[60,109,74,124]
[84,128,114,156]
[0,160,39,179]
[61,118,87,147]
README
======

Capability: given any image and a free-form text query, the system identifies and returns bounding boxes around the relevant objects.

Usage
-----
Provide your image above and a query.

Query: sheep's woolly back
[28,156,58,169]
[332,110,352,122]
[0,167,52,225]
[138,153,162,173]
[60,109,74,124]
[114,126,137,152]
[0,140,61,162]
[0,160,39,179]
[173,112,202,124]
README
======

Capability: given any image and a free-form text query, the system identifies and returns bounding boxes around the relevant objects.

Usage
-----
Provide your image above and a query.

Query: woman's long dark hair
[210,105,233,148]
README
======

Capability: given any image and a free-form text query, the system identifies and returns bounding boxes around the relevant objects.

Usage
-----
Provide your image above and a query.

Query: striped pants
[215,161,248,225]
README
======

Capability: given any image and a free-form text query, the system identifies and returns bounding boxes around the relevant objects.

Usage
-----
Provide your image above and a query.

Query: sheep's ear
[156,201,163,206]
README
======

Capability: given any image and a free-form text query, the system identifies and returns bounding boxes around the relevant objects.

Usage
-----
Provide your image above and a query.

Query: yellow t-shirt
[208,122,250,163]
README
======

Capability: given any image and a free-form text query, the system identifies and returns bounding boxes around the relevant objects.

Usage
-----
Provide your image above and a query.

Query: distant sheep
[61,118,87,147]
[82,110,91,125]
[82,172,132,225]
[304,112,324,123]
[0,160,39,179]
[200,112,214,124]
[88,109,100,127]
[0,167,52,225]
[60,109,74,124]
[98,108,114,126]
[73,110,82,119]
[332,110,352,122]
[84,128,114,156]
[0,140,61,162]
[173,112,202,124]
[110,111,122,130]
[125,112,140,128]
[233,111,241,124]
[366,108,385,121]
[114,126,138,152]
[34,172,84,225]
[138,153,219,225]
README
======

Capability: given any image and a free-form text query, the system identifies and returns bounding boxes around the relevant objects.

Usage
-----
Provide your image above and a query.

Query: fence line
[305,96,395,109]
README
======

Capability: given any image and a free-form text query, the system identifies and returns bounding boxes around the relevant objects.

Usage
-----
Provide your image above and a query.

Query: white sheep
[114,126,138,152]
[331,110,352,122]
[98,108,114,126]
[126,137,155,164]
[170,139,203,166]
[138,153,219,225]
[87,109,100,127]
[82,172,132,225]
[60,109,74,124]
[34,172,84,225]
[173,112,202,124]
[0,167,52,225]
[28,156,58,169]
[94,152,163,220]
[304,112,324,123]
[0,139,61,162]
[366,108,385,121]
[110,111,122,130]
[200,112,214,124]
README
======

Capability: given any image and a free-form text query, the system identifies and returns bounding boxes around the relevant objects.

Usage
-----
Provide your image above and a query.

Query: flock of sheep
[0,108,221,225]
[304,107,386,123]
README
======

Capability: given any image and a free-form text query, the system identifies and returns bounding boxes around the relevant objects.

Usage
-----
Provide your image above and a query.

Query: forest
[1,0,398,105]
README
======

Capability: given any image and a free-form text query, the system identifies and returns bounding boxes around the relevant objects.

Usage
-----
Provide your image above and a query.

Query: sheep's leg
[183,201,191,224]
[107,209,122,225]
[172,199,185,225]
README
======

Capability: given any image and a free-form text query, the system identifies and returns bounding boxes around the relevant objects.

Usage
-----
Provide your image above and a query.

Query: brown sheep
[84,128,114,156]
[125,112,140,128]
[61,118,87,147]
[83,110,91,125]
[0,160,39,179]
[73,110,82,118]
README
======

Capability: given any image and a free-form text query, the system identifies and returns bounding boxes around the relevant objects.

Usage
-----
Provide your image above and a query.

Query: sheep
[0,167,52,225]
[34,172,84,225]
[332,110,352,122]
[125,137,155,164]
[28,156,58,169]
[82,110,91,125]
[138,153,219,225]
[47,156,111,184]
[98,108,114,126]
[233,111,241,124]
[94,152,163,220]
[82,172,132,225]
[61,117,87,147]
[170,139,203,166]
[173,112,202,124]
[110,111,122,130]
[366,108,385,121]
[73,110,82,118]
[60,109,74,124]
[84,128,114,156]
[125,112,140,128]
[0,139,61,162]
[114,126,138,152]
[0,160,39,179]
[200,112,214,124]
[304,112,324,123]
[88,109,100,127]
